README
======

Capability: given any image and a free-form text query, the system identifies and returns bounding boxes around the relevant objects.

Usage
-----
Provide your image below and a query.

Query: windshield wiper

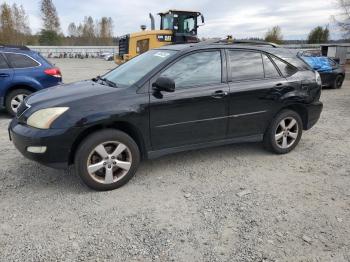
[92,76,118,88]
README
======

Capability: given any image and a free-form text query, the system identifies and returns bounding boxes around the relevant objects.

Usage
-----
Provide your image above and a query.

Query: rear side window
[160,51,222,88]
[262,54,280,78]
[228,50,264,81]
[4,53,40,68]
[270,56,297,77]
[0,54,9,69]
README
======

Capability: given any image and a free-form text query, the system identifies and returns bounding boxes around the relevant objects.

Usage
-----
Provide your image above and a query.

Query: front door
[150,50,229,150]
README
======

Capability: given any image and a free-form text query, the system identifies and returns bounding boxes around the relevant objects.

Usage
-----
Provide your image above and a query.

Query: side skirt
[147,134,263,159]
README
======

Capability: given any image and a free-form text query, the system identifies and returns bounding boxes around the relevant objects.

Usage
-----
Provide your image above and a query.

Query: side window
[270,56,297,77]
[262,54,280,78]
[136,39,149,55]
[0,54,9,69]
[160,51,222,88]
[4,53,39,68]
[229,50,264,81]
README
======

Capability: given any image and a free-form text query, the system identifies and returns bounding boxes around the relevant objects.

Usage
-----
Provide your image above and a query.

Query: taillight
[44,68,62,78]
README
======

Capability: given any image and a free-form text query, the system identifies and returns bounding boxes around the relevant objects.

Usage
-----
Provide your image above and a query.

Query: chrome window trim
[2,51,42,69]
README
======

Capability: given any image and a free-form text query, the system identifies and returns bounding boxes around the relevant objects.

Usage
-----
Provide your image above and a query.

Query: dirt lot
[0,59,349,262]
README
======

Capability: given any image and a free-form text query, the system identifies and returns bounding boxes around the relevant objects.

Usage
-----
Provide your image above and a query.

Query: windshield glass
[180,16,196,34]
[103,50,177,88]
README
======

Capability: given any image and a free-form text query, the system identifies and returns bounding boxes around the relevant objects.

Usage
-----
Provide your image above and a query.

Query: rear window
[0,53,9,69]
[4,53,40,68]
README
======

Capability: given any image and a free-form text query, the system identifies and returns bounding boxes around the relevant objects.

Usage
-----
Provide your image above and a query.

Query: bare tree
[334,0,350,37]
[40,0,60,32]
[265,26,283,44]
[0,3,15,43]
[98,17,113,45]
[12,4,31,44]
[68,22,77,37]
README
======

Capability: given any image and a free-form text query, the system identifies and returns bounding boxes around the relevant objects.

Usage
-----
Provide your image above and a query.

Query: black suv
[9,43,323,190]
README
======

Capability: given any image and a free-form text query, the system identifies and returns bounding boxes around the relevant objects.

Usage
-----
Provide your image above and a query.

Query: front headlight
[315,71,322,86]
[27,107,69,129]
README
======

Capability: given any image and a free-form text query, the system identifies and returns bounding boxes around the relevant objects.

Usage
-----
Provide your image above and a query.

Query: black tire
[5,89,32,116]
[263,110,303,154]
[75,129,140,191]
[332,74,344,89]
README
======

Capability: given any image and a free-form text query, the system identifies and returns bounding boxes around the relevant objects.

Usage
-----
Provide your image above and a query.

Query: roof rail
[195,38,280,48]
[0,45,30,50]
[231,40,280,48]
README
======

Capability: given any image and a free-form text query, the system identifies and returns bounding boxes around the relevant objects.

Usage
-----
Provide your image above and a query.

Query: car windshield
[103,50,177,88]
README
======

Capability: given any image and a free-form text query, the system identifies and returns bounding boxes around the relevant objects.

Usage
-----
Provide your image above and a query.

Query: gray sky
[4,0,341,39]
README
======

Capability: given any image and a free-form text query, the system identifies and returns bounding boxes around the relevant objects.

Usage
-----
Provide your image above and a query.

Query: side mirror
[152,77,175,93]
[201,15,205,24]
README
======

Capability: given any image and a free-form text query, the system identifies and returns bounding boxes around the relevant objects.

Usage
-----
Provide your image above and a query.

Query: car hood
[26,80,117,108]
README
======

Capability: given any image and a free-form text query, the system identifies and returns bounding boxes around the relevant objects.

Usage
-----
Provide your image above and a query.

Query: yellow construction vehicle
[115,10,204,64]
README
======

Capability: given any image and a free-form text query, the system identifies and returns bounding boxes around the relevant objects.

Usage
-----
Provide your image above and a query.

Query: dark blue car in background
[300,52,345,89]
[0,45,62,116]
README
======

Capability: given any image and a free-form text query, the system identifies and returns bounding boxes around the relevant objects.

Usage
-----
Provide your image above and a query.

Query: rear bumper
[305,101,323,130]
[9,119,80,169]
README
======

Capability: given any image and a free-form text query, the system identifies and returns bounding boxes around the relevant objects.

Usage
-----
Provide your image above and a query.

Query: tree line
[0,0,116,46]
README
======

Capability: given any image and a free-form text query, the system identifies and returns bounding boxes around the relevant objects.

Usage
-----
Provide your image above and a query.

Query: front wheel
[75,129,140,191]
[264,110,303,154]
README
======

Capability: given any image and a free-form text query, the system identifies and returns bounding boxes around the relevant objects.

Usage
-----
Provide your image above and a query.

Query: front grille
[118,34,130,56]
[16,102,29,118]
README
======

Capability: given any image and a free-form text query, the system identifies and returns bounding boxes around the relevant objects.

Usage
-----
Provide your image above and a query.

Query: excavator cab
[115,10,204,64]
[159,10,204,43]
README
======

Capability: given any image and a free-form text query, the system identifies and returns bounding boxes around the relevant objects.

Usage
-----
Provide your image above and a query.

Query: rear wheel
[264,110,303,154]
[5,89,32,116]
[332,74,344,89]
[75,129,140,191]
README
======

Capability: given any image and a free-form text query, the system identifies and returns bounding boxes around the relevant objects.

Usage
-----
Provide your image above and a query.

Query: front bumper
[9,119,80,169]
[305,101,323,130]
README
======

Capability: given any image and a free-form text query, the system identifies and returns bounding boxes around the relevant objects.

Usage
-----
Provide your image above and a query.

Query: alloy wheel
[11,94,27,113]
[275,117,299,149]
[87,141,132,184]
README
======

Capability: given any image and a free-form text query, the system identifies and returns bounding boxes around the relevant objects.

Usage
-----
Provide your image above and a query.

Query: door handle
[211,90,228,99]
[0,73,9,77]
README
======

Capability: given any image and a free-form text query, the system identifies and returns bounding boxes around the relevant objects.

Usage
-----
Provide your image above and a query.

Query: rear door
[149,49,230,150]
[0,53,14,99]
[227,50,287,138]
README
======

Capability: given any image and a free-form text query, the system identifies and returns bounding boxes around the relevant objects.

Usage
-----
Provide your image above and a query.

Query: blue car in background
[300,53,345,89]
[0,45,62,116]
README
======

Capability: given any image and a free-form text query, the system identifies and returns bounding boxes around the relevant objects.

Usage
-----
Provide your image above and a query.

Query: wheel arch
[69,121,147,165]
[3,84,37,106]
[279,104,308,130]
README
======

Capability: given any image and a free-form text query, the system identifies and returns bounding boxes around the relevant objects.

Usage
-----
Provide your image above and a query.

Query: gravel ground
[0,59,349,262]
